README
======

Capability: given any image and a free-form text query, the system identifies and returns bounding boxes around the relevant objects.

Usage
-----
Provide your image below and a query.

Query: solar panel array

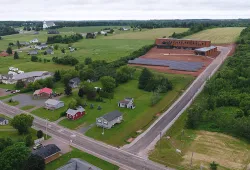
[128,58,204,72]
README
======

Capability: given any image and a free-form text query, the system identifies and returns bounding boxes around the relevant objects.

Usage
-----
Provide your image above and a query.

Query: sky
[0,0,250,20]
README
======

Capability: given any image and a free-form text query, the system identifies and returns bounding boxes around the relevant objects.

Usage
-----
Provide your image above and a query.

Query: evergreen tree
[78,88,84,98]
[6,46,12,55]
[54,70,61,82]
[16,40,21,49]
[210,161,218,170]
[64,84,72,96]
[138,68,153,89]
[25,134,33,147]
[24,154,45,170]
[36,130,44,139]
[14,51,19,59]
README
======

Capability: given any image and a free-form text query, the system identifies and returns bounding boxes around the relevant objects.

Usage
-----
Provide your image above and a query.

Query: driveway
[4,94,47,108]
[41,138,72,154]
[0,88,11,97]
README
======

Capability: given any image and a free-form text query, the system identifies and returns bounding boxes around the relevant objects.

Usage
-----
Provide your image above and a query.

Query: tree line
[46,33,83,44]
[0,25,18,36]
[186,27,250,141]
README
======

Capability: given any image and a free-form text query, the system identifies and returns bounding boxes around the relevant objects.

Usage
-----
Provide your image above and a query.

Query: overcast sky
[0,0,250,20]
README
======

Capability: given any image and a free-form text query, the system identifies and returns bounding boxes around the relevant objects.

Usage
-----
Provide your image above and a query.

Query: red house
[66,106,86,120]
[33,87,53,99]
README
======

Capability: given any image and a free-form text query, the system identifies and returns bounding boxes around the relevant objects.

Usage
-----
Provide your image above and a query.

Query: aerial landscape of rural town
[0,1,250,170]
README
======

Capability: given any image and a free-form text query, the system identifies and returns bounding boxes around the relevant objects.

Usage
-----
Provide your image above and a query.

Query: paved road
[0,46,231,170]
[125,46,232,154]
[0,102,171,170]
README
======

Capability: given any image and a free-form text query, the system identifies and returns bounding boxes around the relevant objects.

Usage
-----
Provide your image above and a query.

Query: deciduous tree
[11,114,34,134]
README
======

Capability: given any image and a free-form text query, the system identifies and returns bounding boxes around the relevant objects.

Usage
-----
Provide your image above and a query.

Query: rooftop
[57,158,101,170]
[32,144,61,159]
[0,117,7,122]
[157,38,211,42]
[101,110,122,122]
[45,99,63,106]
[195,46,217,52]
[13,71,49,80]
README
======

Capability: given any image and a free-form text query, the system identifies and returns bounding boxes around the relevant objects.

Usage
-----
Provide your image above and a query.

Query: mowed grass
[58,26,127,33]
[46,148,119,170]
[74,72,194,146]
[185,27,245,44]
[104,28,188,40]
[149,105,250,170]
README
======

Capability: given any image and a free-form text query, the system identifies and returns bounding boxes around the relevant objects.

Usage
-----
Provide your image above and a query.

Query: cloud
[0,0,249,20]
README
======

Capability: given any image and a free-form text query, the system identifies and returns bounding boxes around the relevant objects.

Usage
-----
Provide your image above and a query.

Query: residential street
[0,46,232,170]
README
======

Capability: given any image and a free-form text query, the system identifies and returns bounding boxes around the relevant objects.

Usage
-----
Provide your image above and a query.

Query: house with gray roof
[46,48,54,55]
[45,99,64,110]
[43,21,56,29]
[68,77,80,88]
[35,43,48,50]
[32,144,61,164]
[96,110,123,129]
[28,50,38,55]
[57,158,102,170]
[19,41,30,46]
[0,117,9,125]
[118,97,135,109]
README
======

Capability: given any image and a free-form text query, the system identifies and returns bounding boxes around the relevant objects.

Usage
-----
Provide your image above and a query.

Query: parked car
[33,143,43,150]
[11,90,16,94]
[15,90,20,93]
[5,89,11,92]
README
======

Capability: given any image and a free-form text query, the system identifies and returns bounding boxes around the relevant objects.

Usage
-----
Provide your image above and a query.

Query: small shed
[0,117,9,125]
[44,99,64,110]
[66,106,85,120]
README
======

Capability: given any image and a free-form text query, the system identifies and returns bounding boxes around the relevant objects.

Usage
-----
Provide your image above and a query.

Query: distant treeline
[186,27,250,141]
[0,25,18,36]
[46,33,83,44]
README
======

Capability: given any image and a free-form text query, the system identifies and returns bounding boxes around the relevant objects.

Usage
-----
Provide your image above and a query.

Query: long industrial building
[155,38,218,56]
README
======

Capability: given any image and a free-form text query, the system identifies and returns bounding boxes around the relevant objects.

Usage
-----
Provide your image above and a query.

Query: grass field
[58,26,127,33]
[104,28,188,40]
[149,100,250,170]
[46,148,119,170]
[185,27,245,44]
[20,105,35,110]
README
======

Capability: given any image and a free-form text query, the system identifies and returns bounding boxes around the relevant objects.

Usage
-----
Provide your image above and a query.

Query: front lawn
[20,105,35,110]
[46,148,119,170]
[5,100,19,106]
[59,71,194,146]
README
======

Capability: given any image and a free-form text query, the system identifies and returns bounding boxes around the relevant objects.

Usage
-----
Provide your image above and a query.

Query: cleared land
[46,148,119,170]
[104,28,188,40]
[185,27,245,44]
[58,26,126,33]
[149,98,250,170]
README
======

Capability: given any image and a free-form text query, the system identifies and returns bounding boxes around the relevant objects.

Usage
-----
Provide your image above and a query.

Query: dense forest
[46,33,83,44]
[186,27,250,140]
[0,25,18,36]
[171,24,211,38]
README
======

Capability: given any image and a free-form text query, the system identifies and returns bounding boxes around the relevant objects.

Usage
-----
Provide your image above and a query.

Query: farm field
[58,26,128,33]
[104,28,188,40]
[46,148,119,170]
[185,27,245,44]
[149,110,250,170]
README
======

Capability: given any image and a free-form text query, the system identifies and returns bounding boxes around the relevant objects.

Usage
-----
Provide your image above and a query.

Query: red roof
[0,51,12,57]
[39,88,52,94]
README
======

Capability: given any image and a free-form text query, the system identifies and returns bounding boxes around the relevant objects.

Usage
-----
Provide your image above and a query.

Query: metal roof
[45,99,64,106]
[13,71,48,80]
[57,158,102,170]
[66,106,85,116]
[195,46,217,52]
[101,110,122,122]
[0,117,7,122]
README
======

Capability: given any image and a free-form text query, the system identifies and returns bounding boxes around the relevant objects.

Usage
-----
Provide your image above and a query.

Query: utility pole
[102,126,104,135]
[190,152,194,167]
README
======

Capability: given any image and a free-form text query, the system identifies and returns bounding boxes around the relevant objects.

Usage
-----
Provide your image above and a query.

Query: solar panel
[128,58,204,72]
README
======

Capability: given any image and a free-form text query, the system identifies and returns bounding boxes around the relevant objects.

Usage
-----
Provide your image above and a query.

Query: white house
[0,117,9,125]
[30,38,39,43]
[18,70,24,74]
[43,21,56,29]
[118,97,135,109]
[44,99,64,110]
[8,71,17,75]
[9,67,18,71]
[100,31,107,35]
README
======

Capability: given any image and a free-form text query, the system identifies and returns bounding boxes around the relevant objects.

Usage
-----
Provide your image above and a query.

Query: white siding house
[0,118,9,125]
[96,110,123,129]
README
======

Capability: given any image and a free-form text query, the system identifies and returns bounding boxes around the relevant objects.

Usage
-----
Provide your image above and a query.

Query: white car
[33,143,42,150]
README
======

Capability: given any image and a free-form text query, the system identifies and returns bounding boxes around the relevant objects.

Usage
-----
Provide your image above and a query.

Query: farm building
[28,50,38,55]
[156,38,211,49]
[68,77,80,88]
[86,33,96,39]
[19,41,30,46]
[96,110,123,129]
[32,144,61,164]
[44,99,64,110]
[57,158,101,170]
[33,88,53,99]
[35,44,48,50]
[66,106,85,120]
[118,97,135,109]
[0,117,9,125]
[30,38,39,43]
[195,46,218,56]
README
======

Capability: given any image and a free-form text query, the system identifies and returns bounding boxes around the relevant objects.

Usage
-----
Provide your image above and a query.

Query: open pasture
[185,27,245,44]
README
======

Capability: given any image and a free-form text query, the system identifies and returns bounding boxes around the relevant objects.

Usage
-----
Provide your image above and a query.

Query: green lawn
[104,28,188,40]
[46,148,119,170]
[57,70,194,146]
[5,100,19,106]
[20,105,35,110]
[185,27,245,44]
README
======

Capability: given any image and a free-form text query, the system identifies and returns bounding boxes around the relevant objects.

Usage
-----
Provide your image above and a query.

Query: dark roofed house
[57,158,102,170]
[47,30,60,34]
[86,33,96,39]
[96,110,123,129]
[0,117,9,125]
[69,77,80,88]
[19,41,30,46]
[32,144,61,164]
[46,48,54,55]
[28,50,38,55]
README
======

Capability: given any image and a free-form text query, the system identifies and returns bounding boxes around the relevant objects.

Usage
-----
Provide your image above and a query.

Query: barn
[66,106,86,120]
[195,46,218,56]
